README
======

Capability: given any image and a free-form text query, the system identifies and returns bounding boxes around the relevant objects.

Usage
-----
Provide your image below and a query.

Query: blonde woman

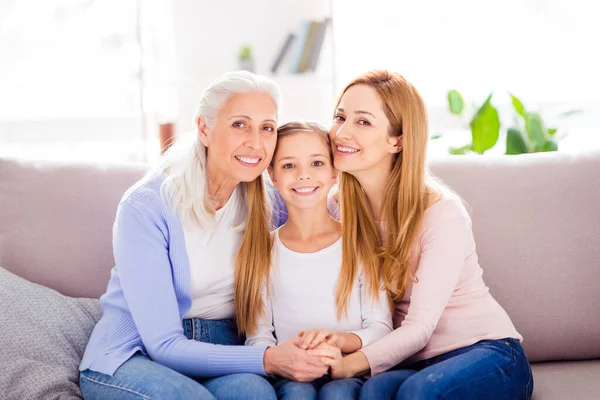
[79,71,328,400]
[246,122,392,399]
[309,70,533,399]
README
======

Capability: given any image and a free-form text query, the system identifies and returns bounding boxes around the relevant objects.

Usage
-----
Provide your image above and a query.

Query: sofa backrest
[429,151,600,363]
[0,157,146,298]
[1,152,599,363]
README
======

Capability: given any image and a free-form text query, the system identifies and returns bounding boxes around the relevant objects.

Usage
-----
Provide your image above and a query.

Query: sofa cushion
[0,157,146,298]
[0,267,102,399]
[429,151,600,363]
[531,360,600,400]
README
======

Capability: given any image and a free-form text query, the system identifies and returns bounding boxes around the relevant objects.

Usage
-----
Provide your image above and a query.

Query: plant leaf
[557,109,583,117]
[470,93,500,154]
[430,134,442,140]
[506,128,529,155]
[541,140,558,152]
[448,145,472,155]
[548,128,558,135]
[447,90,464,115]
[509,93,526,118]
[525,113,546,151]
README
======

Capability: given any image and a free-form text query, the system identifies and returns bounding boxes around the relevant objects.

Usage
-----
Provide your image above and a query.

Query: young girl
[245,121,392,400]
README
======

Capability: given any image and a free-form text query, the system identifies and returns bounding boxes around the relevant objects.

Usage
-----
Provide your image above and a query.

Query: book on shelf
[270,33,295,74]
[270,18,329,75]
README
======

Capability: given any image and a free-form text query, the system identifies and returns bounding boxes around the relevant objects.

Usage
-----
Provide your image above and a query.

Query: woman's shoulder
[119,171,167,215]
[423,189,470,226]
[327,188,341,221]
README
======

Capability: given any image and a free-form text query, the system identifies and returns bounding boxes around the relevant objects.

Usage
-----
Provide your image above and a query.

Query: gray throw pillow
[0,267,102,400]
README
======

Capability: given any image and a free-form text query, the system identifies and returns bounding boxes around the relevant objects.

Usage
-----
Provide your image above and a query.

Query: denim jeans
[360,338,534,400]
[80,318,276,400]
[272,374,366,400]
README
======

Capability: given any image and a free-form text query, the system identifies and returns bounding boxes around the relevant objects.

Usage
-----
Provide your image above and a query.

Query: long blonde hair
[155,71,281,335]
[337,70,440,304]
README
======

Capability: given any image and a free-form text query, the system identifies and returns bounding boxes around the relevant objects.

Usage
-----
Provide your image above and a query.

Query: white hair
[156,70,282,227]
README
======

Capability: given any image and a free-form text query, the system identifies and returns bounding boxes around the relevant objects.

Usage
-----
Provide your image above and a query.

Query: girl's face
[329,84,400,175]
[269,132,336,211]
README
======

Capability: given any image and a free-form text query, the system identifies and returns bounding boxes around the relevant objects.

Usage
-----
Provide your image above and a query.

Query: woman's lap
[81,353,276,400]
[81,318,276,400]
[360,338,533,400]
[80,353,215,400]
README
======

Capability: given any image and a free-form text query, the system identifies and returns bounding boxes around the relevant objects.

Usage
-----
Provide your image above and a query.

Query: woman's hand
[298,328,343,350]
[263,337,329,382]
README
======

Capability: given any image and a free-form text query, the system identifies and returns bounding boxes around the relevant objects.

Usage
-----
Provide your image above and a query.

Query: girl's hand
[307,343,345,378]
[298,329,342,350]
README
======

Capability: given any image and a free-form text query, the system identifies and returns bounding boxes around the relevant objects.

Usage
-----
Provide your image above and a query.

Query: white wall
[169,0,335,134]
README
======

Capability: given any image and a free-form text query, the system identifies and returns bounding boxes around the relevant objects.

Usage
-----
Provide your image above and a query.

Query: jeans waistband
[182,318,244,345]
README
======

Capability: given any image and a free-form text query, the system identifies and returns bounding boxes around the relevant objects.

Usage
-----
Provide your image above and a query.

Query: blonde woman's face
[329,84,399,175]
[198,92,278,183]
[269,132,336,211]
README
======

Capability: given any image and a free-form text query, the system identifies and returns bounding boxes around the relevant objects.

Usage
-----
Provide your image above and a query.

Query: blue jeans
[272,374,366,400]
[360,338,533,400]
[80,318,276,400]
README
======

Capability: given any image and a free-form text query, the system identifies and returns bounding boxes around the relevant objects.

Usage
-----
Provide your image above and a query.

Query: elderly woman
[79,71,328,400]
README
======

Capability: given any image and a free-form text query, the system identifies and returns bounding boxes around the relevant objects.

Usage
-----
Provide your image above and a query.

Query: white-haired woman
[79,71,329,400]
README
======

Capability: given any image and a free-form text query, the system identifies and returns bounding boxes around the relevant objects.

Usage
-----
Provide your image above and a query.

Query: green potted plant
[238,45,255,73]
[446,90,500,155]
[444,90,571,155]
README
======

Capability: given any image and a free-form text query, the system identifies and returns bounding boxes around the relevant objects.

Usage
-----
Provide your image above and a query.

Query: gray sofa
[1,152,599,399]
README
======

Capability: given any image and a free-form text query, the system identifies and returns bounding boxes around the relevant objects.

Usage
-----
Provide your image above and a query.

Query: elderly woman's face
[199,92,278,183]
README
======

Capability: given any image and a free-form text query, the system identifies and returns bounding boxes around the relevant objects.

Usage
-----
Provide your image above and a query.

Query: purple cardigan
[80,173,268,377]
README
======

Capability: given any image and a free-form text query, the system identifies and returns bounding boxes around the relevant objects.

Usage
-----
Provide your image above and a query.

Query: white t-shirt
[182,187,245,320]
[245,229,392,348]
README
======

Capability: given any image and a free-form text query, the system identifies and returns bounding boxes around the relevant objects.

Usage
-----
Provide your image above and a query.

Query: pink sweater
[330,196,522,376]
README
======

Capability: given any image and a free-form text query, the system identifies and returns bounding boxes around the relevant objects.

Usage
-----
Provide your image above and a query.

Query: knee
[360,376,383,399]
[396,373,443,399]
[278,381,317,399]
[320,380,361,400]
[229,374,276,400]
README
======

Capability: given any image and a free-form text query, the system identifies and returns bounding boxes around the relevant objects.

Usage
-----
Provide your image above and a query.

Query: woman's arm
[346,269,394,352]
[115,200,267,378]
[346,201,472,377]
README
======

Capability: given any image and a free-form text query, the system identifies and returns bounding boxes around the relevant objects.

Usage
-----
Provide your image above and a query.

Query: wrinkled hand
[308,343,345,378]
[297,328,343,350]
[264,337,328,382]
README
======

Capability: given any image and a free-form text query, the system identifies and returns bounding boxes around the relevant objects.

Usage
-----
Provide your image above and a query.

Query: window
[0,0,172,162]
[332,0,600,155]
